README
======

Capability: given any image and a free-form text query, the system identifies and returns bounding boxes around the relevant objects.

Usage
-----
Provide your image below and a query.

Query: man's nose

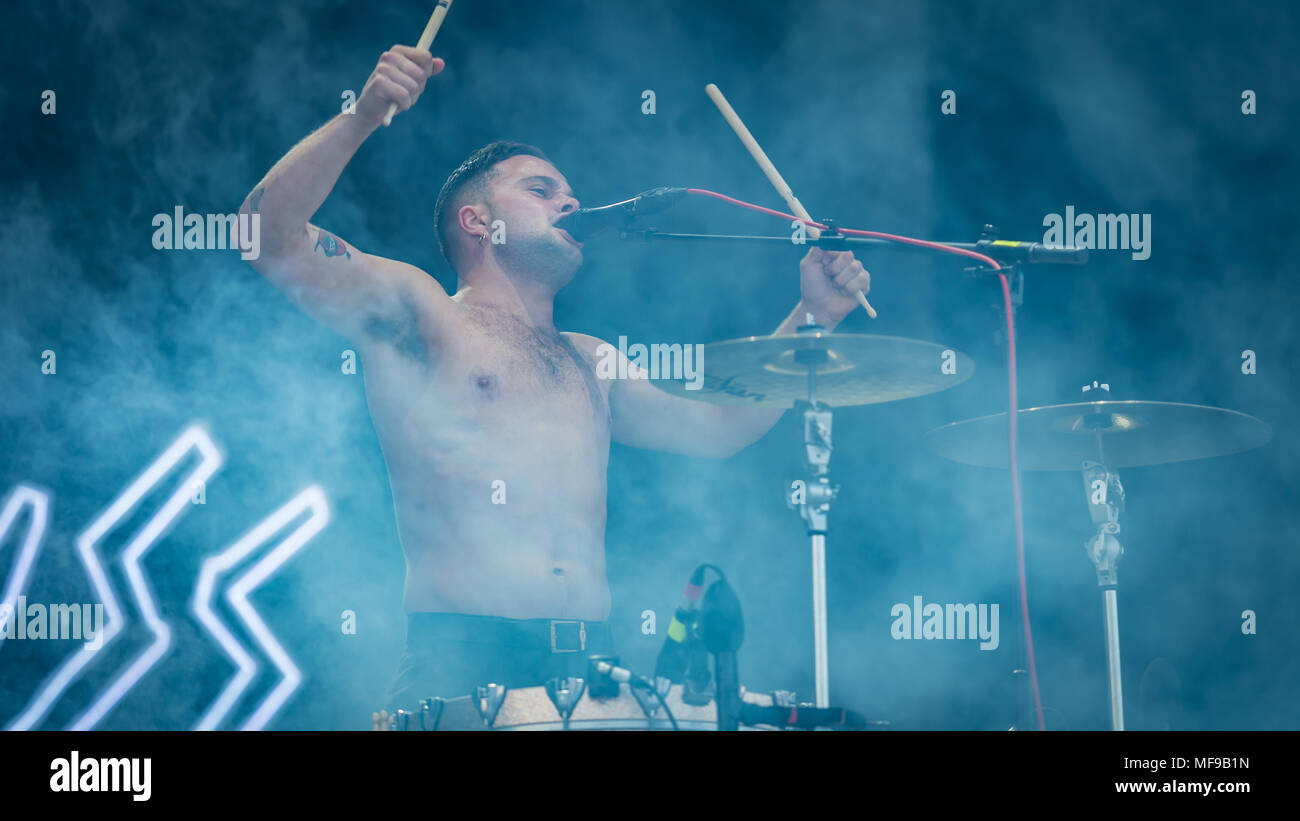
[558,195,579,215]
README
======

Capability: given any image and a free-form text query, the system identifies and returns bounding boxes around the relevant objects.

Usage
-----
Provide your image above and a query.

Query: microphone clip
[813,218,850,251]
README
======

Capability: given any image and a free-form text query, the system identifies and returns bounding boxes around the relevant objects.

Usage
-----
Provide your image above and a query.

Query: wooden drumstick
[382,0,455,127]
[704,83,877,319]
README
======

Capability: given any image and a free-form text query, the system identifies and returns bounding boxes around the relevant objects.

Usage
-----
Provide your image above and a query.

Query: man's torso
[358,297,614,620]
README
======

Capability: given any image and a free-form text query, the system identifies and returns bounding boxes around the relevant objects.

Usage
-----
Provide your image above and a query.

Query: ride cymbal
[650,332,974,407]
[925,400,1272,470]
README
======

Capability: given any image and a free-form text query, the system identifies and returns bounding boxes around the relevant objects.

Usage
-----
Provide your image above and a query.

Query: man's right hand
[356,46,444,128]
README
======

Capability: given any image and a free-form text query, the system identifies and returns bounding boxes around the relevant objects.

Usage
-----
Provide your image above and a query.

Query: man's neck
[454,261,557,331]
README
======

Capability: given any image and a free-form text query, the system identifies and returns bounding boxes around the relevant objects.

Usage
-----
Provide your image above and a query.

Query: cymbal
[648,332,974,407]
[925,400,1272,470]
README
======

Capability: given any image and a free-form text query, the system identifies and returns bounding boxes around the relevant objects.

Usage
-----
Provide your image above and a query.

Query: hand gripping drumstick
[704,83,877,319]
[382,0,455,127]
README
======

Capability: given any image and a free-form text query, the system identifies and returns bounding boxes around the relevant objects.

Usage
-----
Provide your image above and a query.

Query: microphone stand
[616,221,1089,320]
[615,223,1087,265]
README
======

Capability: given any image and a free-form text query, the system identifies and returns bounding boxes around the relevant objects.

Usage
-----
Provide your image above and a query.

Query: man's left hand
[799,247,871,326]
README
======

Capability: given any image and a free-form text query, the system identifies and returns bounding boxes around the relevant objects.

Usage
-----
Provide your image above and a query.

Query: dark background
[1,0,1296,730]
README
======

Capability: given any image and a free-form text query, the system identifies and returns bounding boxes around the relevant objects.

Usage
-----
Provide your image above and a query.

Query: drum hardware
[629,674,679,731]
[654,329,974,708]
[543,677,586,730]
[474,683,508,728]
[629,677,674,723]
[927,382,1272,729]
[374,680,881,730]
[586,656,621,699]
[1082,456,1125,730]
[791,320,834,709]
[388,708,415,731]
[627,197,1092,721]
[1076,383,1128,731]
[738,700,874,730]
[590,659,681,730]
[418,697,445,731]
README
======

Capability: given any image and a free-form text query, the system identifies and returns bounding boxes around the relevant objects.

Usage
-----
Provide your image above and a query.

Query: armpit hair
[362,298,429,364]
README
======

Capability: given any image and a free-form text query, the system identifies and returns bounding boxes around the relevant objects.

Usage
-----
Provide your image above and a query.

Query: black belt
[406,612,613,654]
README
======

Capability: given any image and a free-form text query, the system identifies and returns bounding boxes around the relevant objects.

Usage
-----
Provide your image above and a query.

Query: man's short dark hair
[434,140,549,270]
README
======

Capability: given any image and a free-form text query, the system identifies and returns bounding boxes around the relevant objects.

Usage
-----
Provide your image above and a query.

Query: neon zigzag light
[8,424,222,731]
[0,486,50,648]
[191,485,329,730]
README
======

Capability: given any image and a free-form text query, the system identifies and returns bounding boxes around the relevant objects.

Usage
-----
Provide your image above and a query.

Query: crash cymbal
[648,332,974,407]
[925,400,1272,470]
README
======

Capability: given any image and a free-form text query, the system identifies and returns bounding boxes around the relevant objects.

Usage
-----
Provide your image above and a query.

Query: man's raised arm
[238,46,450,345]
[606,247,873,458]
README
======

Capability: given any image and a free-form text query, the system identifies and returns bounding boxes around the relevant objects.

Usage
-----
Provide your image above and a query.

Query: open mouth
[557,227,583,248]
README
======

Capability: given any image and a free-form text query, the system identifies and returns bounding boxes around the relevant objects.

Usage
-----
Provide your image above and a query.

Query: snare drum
[386,683,779,730]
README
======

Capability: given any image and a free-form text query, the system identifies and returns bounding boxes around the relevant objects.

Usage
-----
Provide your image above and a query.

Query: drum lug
[418,697,445,731]
[389,709,414,731]
[474,683,508,728]
[544,677,587,728]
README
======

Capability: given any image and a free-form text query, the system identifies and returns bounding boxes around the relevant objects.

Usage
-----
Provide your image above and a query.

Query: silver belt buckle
[550,620,586,653]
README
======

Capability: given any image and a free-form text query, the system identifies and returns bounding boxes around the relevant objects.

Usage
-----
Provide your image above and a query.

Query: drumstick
[704,83,877,319]
[382,0,455,127]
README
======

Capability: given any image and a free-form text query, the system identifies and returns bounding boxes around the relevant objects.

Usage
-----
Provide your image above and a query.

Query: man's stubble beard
[494,226,582,292]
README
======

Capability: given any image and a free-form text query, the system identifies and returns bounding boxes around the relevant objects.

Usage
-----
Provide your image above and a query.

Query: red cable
[684,187,1046,730]
[996,270,1046,732]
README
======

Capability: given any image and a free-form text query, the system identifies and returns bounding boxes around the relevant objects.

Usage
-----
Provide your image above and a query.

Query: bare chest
[453,308,609,426]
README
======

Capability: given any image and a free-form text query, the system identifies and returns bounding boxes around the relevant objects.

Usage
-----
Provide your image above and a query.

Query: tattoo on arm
[313,228,352,260]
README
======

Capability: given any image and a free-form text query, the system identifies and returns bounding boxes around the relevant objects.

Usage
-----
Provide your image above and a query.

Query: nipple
[469,369,499,398]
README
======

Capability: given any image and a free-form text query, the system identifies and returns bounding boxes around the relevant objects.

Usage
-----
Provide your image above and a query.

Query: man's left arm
[607,247,871,458]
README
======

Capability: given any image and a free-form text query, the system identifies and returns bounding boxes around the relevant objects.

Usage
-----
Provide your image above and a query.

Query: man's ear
[457,202,491,239]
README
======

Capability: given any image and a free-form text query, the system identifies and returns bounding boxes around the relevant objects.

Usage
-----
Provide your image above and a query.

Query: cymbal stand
[784,319,839,708]
[1081,447,1126,731]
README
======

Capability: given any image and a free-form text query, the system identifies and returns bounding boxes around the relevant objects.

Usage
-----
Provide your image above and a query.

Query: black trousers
[384,612,616,712]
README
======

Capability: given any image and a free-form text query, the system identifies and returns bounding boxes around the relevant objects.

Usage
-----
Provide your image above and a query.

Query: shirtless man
[238,45,872,709]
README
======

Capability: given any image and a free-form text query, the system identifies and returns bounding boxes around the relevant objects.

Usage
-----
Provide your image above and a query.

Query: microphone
[699,573,744,731]
[653,565,709,684]
[681,622,713,706]
[975,238,1089,264]
[592,659,654,690]
[556,186,688,241]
